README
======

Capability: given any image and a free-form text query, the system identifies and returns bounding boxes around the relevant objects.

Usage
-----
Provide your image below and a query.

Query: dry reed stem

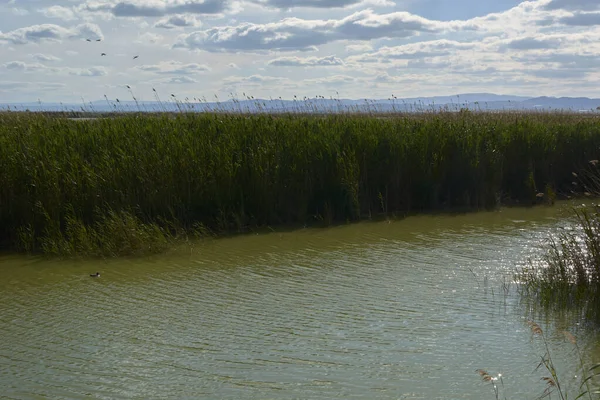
[528,321,544,335]
[561,330,577,345]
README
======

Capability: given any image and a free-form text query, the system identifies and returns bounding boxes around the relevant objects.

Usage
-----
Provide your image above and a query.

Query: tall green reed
[1,110,600,256]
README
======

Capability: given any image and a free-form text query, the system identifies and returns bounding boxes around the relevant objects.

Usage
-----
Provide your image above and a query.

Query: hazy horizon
[1,0,599,103]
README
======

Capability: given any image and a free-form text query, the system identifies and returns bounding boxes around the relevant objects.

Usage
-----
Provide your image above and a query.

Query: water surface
[1,204,598,399]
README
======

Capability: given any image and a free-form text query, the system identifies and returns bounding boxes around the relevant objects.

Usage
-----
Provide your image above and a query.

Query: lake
[1,203,598,399]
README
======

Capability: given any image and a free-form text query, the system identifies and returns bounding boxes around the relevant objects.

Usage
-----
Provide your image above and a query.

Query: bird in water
[86,38,91,42]
[101,53,107,56]
[96,39,101,42]
[90,272,100,277]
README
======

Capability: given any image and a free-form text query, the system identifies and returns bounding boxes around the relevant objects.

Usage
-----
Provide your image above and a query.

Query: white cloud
[0,23,103,45]
[82,0,227,17]
[30,53,62,62]
[137,61,211,74]
[174,9,480,52]
[68,66,108,76]
[249,0,393,9]
[544,0,600,11]
[134,32,163,44]
[1,61,107,77]
[155,14,203,29]
[348,39,475,63]
[165,76,198,84]
[11,8,30,16]
[345,43,373,53]
[0,81,66,92]
[267,55,344,66]
[223,74,291,85]
[504,36,561,50]
[41,5,77,21]
[3,0,600,102]
[304,74,357,85]
[2,61,47,71]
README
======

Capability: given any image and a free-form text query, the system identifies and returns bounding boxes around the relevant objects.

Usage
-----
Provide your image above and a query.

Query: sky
[0,0,599,103]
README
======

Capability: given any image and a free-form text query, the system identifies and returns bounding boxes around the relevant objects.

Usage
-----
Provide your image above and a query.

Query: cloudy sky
[0,0,599,103]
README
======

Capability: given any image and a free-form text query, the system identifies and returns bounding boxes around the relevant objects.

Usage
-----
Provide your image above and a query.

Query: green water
[1,204,598,399]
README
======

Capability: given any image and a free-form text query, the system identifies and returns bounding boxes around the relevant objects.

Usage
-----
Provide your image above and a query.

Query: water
[1,204,598,399]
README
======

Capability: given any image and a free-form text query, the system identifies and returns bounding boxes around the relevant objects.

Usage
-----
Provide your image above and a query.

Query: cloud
[304,74,357,85]
[82,0,226,17]
[134,32,163,44]
[0,81,65,91]
[30,53,62,62]
[166,76,197,84]
[348,39,474,63]
[2,61,108,77]
[372,72,408,84]
[267,55,344,67]
[155,14,202,29]
[469,0,560,34]
[223,74,290,85]
[68,66,107,76]
[504,37,560,50]
[406,58,451,69]
[174,9,479,52]
[544,0,600,11]
[524,67,590,79]
[345,43,373,53]
[2,61,47,71]
[40,5,77,21]
[0,23,103,45]
[11,8,30,16]
[515,53,600,69]
[137,61,211,74]
[558,12,600,26]
[249,0,393,9]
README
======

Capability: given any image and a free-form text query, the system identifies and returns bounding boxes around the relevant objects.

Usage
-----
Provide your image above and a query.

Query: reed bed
[517,156,600,326]
[1,110,600,256]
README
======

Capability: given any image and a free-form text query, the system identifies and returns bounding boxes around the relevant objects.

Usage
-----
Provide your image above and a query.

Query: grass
[517,160,600,325]
[2,109,600,256]
[478,322,600,400]
[513,163,600,398]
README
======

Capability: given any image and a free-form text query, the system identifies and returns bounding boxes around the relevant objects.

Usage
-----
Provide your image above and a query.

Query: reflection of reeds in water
[478,321,599,400]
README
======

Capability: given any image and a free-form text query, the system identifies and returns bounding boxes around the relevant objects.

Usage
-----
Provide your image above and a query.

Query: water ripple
[0,204,595,399]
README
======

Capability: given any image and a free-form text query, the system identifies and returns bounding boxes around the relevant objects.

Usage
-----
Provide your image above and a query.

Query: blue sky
[0,0,599,103]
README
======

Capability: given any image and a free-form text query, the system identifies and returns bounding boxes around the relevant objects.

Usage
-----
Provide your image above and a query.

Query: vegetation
[2,110,600,256]
[478,322,600,400]
[518,164,600,324]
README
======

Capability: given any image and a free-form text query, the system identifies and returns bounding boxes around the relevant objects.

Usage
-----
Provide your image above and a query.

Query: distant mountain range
[2,93,600,113]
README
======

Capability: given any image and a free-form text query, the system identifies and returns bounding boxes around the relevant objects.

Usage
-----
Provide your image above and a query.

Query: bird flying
[101,53,107,56]
[133,55,139,59]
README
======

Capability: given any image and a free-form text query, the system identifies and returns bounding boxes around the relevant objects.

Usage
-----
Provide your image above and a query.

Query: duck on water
[90,272,100,277]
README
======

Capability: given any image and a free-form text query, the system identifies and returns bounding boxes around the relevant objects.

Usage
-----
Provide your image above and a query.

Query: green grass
[1,110,600,256]
[518,205,600,326]
[516,158,600,326]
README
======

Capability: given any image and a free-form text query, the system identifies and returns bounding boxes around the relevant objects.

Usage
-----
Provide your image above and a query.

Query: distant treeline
[1,111,599,256]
